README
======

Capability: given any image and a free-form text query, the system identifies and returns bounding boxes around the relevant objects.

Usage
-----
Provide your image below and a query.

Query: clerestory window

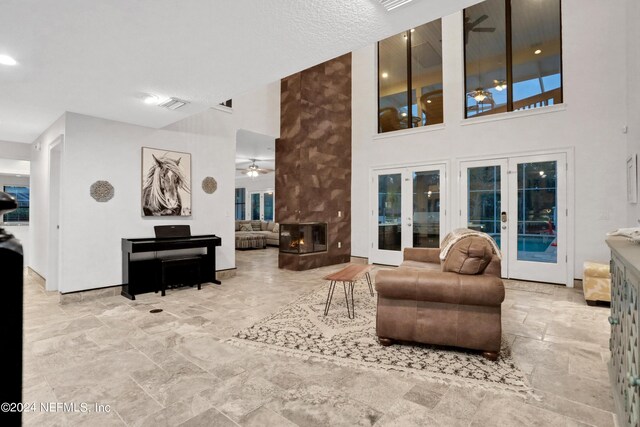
[464,0,562,118]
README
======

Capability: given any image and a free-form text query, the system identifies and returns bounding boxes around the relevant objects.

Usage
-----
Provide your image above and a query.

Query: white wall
[0,140,31,160]
[30,114,65,278]
[352,0,628,279]
[627,0,640,225]
[30,81,280,293]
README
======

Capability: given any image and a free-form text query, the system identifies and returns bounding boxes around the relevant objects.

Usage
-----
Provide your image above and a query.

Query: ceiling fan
[236,158,274,177]
[464,14,496,44]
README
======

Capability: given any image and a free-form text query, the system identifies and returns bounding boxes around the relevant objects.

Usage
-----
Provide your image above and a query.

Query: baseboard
[59,268,237,304]
[217,268,237,279]
[350,255,368,264]
[60,285,121,304]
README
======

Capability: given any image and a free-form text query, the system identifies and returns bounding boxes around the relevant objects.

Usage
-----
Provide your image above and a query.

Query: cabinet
[607,237,640,426]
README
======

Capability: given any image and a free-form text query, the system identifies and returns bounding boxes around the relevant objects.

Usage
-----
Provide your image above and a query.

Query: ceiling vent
[158,97,189,110]
[379,0,414,11]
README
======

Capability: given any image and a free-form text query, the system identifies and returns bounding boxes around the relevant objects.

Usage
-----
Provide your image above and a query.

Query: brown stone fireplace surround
[276,53,352,271]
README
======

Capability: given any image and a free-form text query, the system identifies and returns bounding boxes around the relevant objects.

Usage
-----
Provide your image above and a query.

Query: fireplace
[279,223,327,255]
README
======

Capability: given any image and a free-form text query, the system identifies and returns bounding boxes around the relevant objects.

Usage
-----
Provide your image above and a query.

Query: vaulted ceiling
[0,0,482,143]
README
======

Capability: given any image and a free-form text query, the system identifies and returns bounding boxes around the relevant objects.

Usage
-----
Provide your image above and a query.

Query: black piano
[121,226,222,299]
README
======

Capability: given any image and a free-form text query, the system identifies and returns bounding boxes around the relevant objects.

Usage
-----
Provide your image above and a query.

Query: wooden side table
[323,264,374,319]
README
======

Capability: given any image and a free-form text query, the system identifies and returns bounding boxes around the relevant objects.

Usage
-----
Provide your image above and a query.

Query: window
[235,188,245,220]
[378,19,443,133]
[464,0,562,118]
[3,186,29,223]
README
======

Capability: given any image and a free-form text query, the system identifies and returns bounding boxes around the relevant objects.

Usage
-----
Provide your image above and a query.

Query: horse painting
[142,150,191,216]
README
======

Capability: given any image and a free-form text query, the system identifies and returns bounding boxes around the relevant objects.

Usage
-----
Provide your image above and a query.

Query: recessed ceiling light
[426,100,432,104]
[0,54,17,66]
[534,49,542,55]
[382,72,388,78]
[143,95,159,105]
[158,97,189,110]
[16,174,21,177]
[379,0,413,11]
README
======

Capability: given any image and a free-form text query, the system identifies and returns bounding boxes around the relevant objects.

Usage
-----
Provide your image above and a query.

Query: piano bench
[158,256,203,296]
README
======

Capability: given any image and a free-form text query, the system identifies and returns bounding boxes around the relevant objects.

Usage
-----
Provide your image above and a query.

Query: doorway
[47,136,63,291]
[370,164,447,265]
[459,152,568,284]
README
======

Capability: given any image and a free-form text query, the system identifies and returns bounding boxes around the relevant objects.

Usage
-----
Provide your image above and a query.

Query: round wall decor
[90,180,114,202]
[202,176,217,194]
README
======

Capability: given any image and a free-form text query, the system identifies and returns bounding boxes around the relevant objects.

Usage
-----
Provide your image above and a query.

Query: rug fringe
[224,337,541,401]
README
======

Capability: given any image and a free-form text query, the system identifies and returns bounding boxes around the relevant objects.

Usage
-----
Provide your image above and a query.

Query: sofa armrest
[403,247,441,264]
[375,269,504,306]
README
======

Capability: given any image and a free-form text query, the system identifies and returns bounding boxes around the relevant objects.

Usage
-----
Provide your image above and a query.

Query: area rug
[504,279,556,295]
[226,282,532,397]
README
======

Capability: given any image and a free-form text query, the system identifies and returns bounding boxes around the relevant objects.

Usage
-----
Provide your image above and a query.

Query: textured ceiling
[0,0,482,143]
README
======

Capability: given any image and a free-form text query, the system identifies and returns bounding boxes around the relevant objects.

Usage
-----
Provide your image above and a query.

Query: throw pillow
[235,222,241,231]
[441,237,493,275]
[250,220,262,231]
[272,223,280,234]
[260,221,269,231]
[239,224,253,232]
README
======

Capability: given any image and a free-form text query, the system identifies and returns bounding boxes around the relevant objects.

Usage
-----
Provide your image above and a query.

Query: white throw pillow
[240,224,253,232]
[272,223,280,234]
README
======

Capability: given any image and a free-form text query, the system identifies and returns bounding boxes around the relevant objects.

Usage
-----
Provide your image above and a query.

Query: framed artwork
[141,147,192,216]
[627,155,637,204]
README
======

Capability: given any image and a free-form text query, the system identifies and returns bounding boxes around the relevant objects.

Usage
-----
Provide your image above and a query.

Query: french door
[370,165,446,265]
[460,153,567,284]
[250,191,274,221]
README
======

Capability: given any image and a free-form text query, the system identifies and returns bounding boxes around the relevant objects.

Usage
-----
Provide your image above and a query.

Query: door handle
[501,211,507,223]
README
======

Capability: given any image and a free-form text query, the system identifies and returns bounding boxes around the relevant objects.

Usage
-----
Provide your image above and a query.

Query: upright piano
[121,233,222,300]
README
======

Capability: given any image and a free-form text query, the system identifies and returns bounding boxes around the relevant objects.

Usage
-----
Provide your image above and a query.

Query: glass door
[250,192,261,220]
[263,192,274,221]
[460,159,509,278]
[372,170,403,265]
[371,165,446,265]
[507,154,566,283]
[460,153,567,284]
[250,191,275,221]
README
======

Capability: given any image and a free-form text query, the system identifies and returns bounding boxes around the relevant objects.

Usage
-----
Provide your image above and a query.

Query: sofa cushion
[250,220,262,231]
[400,260,441,271]
[235,221,241,231]
[260,221,269,231]
[239,223,253,232]
[266,221,276,232]
[441,237,493,275]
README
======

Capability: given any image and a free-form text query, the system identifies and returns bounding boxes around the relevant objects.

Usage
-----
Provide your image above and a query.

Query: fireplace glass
[279,223,328,254]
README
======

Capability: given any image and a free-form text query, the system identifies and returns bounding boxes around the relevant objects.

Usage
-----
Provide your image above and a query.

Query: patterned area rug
[227,282,532,397]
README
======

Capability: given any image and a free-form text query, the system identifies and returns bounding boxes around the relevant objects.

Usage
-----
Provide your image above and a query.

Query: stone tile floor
[23,248,616,426]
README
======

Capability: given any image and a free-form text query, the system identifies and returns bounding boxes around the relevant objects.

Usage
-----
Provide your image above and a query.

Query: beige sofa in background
[235,220,279,247]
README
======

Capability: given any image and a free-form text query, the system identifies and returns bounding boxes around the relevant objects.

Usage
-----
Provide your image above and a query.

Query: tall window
[3,186,29,223]
[464,0,562,118]
[235,188,245,220]
[378,19,443,133]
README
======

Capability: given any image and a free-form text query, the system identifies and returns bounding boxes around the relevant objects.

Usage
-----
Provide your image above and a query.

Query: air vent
[158,97,189,110]
[379,0,413,11]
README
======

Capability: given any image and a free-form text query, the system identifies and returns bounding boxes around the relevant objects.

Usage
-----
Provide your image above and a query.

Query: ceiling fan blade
[471,14,488,27]
[472,27,496,32]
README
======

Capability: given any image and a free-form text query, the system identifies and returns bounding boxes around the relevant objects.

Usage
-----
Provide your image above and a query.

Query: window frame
[463,0,563,119]
[377,19,444,134]
[2,185,30,224]
[235,188,246,220]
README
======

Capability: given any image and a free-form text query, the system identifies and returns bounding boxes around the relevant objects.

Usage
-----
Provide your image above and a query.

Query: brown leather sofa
[375,236,504,360]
